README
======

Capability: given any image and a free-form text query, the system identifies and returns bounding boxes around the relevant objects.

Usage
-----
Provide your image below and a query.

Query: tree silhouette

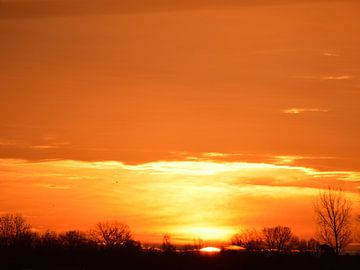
[38,230,59,249]
[0,213,32,247]
[193,237,204,251]
[307,238,320,253]
[231,229,264,251]
[89,221,133,249]
[59,230,90,249]
[262,226,293,252]
[162,233,176,252]
[314,188,352,255]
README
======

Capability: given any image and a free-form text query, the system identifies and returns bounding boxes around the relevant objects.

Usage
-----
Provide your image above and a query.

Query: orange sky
[1,0,360,243]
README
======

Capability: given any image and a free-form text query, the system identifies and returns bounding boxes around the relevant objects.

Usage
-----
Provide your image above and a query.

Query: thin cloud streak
[281,108,329,114]
[30,145,59,150]
[321,75,354,80]
[323,52,340,57]
[34,183,71,190]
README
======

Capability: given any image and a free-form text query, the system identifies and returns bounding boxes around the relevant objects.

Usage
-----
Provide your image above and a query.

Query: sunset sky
[1,0,360,243]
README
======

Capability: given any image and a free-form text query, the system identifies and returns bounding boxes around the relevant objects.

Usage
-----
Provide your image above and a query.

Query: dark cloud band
[0,0,345,19]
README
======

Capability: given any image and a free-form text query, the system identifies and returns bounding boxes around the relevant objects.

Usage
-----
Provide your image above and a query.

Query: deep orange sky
[1,0,360,243]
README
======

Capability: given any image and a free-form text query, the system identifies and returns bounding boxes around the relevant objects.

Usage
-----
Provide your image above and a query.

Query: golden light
[0,158,358,242]
[177,227,235,241]
[200,247,221,253]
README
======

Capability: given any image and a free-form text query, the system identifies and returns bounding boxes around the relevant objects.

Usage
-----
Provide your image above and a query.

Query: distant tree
[59,230,90,249]
[231,229,264,251]
[89,221,133,249]
[307,238,321,254]
[193,237,204,251]
[314,188,352,255]
[288,235,299,251]
[38,230,59,249]
[0,213,32,247]
[297,238,308,252]
[287,236,308,252]
[162,233,176,252]
[262,226,293,252]
[318,244,336,256]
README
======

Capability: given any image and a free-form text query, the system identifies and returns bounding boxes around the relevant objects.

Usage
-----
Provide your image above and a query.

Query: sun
[200,247,221,253]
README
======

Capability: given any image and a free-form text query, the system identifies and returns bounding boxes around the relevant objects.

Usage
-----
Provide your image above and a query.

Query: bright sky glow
[0,157,359,242]
[200,247,221,253]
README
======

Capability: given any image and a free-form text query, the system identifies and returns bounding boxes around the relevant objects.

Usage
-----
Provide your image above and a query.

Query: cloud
[323,52,340,57]
[281,108,329,114]
[30,145,59,150]
[321,75,354,80]
[294,75,355,82]
[271,155,306,165]
[2,158,357,192]
[0,0,349,19]
[0,158,359,241]
[201,152,232,158]
[0,139,17,146]
[34,183,71,190]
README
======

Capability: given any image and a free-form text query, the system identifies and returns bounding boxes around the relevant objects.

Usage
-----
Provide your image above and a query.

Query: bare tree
[59,230,90,249]
[0,213,32,247]
[162,233,176,252]
[193,237,204,251]
[39,230,59,249]
[314,188,352,255]
[262,226,293,252]
[307,238,321,254]
[231,229,264,251]
[89,221,133,249]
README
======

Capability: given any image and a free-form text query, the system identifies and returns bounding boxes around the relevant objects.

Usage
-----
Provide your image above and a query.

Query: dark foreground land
[1,250,360,270]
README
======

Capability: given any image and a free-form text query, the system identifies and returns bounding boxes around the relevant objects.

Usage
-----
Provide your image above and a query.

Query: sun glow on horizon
[0,157,359,242]
[200,247,221,253]
[176,226,236,241]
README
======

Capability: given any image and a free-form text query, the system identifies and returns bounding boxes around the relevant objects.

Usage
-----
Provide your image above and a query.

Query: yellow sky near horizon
[1,0,360,243]
[0,156,359,243]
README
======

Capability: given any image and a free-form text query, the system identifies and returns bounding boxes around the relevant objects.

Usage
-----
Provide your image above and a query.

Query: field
[2,250,360,270]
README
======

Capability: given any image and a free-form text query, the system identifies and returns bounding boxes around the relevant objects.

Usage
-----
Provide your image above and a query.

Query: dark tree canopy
[59,230,90,249]
[0,213,32,247]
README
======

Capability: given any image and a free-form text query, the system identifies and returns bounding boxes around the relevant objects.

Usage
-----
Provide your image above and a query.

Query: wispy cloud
[29,140,70,150]
[271,155,305,165]
[4,158,356,191]
[0,139,17,146]
[34,183,71,190]
[294,75,355,82]
[281,108,329,114]
[323,52,340,57]
[201,152,231,158]
[30,145,59,150]
[0,158,359,241]
[321,75,354,81]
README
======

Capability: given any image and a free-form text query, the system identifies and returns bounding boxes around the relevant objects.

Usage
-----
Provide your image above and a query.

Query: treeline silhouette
[0,213,359,270]
[231,226,322,254]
